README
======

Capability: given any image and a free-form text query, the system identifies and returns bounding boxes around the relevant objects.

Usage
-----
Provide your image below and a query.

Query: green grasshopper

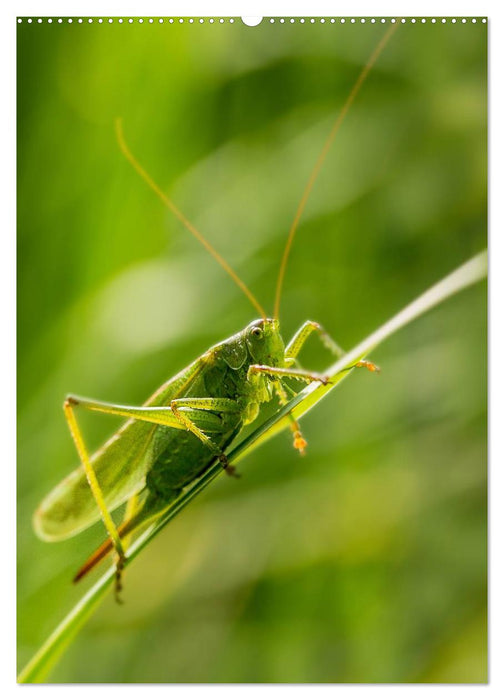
[33,25,395,600]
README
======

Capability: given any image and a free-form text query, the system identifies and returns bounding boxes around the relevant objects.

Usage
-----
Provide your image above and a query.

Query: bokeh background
[17,17,487,683]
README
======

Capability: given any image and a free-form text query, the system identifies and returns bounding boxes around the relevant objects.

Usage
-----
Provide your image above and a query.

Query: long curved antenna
[273,22,399,319]
[116,119,267,320]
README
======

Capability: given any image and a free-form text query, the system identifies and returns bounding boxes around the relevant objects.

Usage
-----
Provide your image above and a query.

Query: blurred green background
[17,17,487,683]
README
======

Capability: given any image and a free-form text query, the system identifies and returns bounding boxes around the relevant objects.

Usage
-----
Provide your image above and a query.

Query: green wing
[34,354,209,541]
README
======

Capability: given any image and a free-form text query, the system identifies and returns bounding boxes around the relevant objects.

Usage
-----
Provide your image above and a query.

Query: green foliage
[18,19,486,683]
[18,252,487,683]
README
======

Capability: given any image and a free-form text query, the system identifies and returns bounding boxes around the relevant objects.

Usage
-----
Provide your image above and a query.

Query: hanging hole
[241,16,263,27]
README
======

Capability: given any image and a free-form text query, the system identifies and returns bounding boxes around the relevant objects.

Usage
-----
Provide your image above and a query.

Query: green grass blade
[17,571,111,683]
[18,249,487,683]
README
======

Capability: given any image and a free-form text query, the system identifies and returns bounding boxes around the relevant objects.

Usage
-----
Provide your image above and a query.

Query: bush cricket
[33,24,396,601]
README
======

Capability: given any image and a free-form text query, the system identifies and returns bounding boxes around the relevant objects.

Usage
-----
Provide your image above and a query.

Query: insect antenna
[273,22,399,320]
[116,119,267,320]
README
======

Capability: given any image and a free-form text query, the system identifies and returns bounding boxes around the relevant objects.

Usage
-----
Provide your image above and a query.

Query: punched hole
[241,16,263,26]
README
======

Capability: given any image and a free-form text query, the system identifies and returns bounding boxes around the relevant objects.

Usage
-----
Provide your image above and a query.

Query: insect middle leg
[169,397,242,477]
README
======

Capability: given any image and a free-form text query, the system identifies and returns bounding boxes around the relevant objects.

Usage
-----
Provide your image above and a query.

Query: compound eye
[251,326,262,338]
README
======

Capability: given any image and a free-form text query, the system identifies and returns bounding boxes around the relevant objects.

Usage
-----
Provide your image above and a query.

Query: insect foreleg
[343,360,380,374]
[169,397,241,478]
[273,381,307,455]
[285,321,345,365]
[284,323,379,376]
